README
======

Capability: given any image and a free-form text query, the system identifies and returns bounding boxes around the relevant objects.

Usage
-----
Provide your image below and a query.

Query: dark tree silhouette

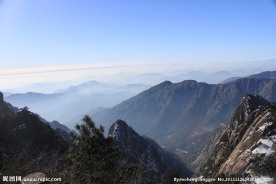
[63,115,146,184]
[63,115,120,183]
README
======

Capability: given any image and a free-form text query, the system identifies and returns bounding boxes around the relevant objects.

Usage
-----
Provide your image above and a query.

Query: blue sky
[0,0,276,89]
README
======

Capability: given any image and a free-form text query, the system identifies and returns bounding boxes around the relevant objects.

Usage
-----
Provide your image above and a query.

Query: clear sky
[0,0,276,90]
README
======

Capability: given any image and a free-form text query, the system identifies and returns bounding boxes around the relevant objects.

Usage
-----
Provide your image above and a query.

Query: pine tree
[63,115,120,183]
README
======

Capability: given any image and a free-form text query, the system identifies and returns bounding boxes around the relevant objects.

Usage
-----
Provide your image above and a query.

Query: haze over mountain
[4,81,150,128]
[93,78,276,153]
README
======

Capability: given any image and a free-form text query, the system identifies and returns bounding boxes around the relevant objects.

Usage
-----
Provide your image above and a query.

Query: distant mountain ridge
[220,77,242,84]
[221,70,276,84]
[248,71,276,80]
[4,81,150,128]
[93,78,276,152]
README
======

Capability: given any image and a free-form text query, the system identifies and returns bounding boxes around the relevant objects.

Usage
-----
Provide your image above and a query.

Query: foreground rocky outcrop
[194,94,276,180]
[109,120,192,183]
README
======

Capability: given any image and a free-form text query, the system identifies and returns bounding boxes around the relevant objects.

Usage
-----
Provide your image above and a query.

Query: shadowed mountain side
[109,120,192,182]
[93,78,276,152]
[0,93,68,176]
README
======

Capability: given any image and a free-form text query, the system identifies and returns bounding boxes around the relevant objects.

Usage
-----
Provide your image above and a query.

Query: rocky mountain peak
[108,120,192,182]
[113,119,129,128]
[109,120,142,149]
[194,95,276,178]
[109,119,138,141]
[241,94,269,109]
[230,94,270,127]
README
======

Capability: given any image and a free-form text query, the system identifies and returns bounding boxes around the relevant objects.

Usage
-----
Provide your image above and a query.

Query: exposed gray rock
[194,95,276,178]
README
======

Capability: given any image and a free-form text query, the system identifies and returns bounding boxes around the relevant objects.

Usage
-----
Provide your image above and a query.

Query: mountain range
[220,71,276,84]
[93,77,276,153]
[1,70,276,182]
[4,81,150,128]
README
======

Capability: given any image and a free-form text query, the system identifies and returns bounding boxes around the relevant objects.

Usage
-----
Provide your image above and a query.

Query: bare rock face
[194,94,276,178]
